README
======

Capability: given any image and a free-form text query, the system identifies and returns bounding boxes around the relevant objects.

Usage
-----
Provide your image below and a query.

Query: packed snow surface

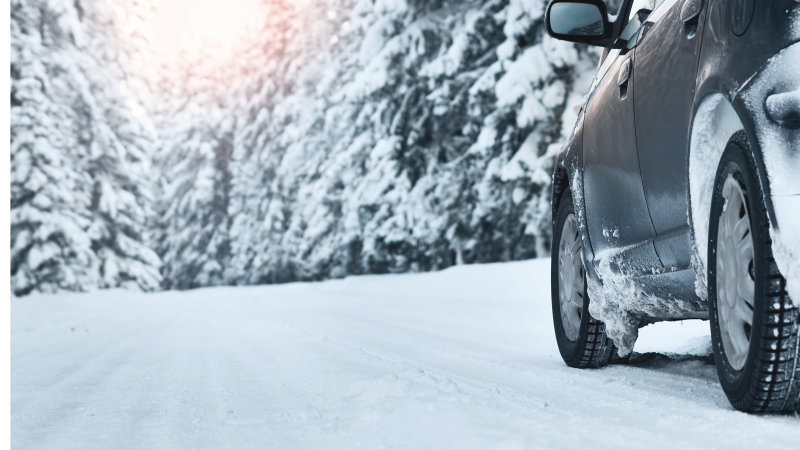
[12,259,800,449]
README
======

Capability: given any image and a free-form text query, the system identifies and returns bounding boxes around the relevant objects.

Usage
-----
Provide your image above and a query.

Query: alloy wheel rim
[716,174,755,371]
[559,213,584,342]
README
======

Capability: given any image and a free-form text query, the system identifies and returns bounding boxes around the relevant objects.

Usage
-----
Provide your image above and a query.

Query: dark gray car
[546,0,800,413]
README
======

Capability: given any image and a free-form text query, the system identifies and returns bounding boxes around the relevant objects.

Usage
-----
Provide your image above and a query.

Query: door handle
[618,58,631,98]
[681,0,704,36]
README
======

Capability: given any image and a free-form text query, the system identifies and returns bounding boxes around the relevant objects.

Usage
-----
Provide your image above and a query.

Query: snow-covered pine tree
[11,0,610,293]
[148,0,284,289]
[149,0,602,288]
[214,0,601,284]
[10,0,162,295]
[153,86,235,289]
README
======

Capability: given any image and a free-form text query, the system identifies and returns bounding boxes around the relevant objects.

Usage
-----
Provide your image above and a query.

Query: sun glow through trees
[152,0,261,57]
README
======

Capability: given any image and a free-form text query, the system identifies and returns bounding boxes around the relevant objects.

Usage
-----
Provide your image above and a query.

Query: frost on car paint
[587,246,708,357]
[688,95,744,300]
[566,160,707,356]
[688,44,800,311]
[740,43,800,308]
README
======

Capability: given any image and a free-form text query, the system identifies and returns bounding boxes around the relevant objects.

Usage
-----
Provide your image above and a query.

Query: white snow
[739,43,800,307]
[587,245,707,356]
[636,320,712,356]
[11,0,163,295]
[358,15,398,64]
[686,43,800,316]
[765,90,800,123]
[12,259,800,449]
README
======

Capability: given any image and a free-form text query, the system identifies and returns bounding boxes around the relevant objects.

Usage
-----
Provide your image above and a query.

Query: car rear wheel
[708,132,800,413]
[552,190,627,368]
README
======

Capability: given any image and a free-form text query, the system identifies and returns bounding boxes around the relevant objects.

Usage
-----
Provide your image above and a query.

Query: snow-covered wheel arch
[688,94,744,300]
[691,43,800,308]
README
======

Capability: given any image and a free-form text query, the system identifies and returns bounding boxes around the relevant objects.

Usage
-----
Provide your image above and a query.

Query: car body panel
[694,0,800,226]
[553,114,599,274]
[552,0,799,326]
[583,46,663,276]
[633,0,707,270]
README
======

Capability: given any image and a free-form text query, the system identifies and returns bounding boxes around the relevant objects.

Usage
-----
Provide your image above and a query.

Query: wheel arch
[552,165,570,222]
[687,90,776,297]
[551,113,598,284]
[551,112,585,225]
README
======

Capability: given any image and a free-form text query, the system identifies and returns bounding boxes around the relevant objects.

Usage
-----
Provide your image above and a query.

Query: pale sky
[151,0,262,56]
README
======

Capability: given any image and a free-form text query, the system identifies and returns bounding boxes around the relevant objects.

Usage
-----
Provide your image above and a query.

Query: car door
[631,0,707,269]
[582,0,662,274]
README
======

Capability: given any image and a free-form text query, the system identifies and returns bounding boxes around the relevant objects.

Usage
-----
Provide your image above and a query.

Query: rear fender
[689,42,800,296]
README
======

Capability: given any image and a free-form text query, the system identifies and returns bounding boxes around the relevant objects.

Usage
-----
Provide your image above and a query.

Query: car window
[618,0,655,44]
[626,0,655,23]
[588,0,654,97]
[646,0,677,23]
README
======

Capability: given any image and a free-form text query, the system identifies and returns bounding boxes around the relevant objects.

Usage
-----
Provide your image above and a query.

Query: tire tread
[715,132,800,413]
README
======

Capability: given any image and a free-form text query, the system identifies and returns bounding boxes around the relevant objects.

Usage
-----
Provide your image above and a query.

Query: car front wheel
[708,132,800,413]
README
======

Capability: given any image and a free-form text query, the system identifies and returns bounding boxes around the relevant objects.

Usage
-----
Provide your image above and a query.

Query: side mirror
[545,0,615,47]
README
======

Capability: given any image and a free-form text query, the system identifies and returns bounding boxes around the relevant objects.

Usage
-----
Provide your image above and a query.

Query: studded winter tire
[708,132,800,413]
[552,190,626,368]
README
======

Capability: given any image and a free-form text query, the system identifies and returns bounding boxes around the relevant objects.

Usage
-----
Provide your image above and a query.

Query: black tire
[707,131,800,413]
[552,190,622,368]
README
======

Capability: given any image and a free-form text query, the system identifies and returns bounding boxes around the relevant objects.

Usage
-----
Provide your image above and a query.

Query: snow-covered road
[11,259,800,449]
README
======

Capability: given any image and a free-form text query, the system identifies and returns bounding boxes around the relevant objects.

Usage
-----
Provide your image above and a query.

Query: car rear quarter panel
[694,0,800,218]
[690,0,800,297]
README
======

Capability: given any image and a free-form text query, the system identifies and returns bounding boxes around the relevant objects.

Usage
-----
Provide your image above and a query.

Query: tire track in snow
[11,260,800,449]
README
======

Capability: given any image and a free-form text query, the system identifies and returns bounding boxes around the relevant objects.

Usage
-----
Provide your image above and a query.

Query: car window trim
[645,0,679,24]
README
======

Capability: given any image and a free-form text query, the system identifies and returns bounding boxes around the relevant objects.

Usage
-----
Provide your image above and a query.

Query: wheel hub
[716,175,755,371]
[558,214,584,342]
